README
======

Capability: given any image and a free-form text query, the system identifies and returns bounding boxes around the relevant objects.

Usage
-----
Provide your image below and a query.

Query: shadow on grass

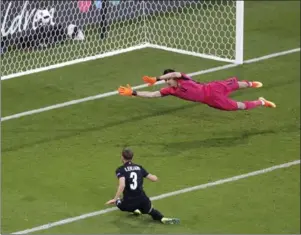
[2,103,199,153]
[115,126,298,156]
[110,212,157,234]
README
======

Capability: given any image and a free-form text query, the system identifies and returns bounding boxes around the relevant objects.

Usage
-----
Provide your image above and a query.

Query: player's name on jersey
[124,166,141,172]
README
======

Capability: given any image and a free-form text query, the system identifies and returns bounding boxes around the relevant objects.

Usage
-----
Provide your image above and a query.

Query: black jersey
[115,161,149,199]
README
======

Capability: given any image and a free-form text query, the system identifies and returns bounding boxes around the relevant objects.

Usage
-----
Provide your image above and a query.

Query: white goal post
[0,0,244,80]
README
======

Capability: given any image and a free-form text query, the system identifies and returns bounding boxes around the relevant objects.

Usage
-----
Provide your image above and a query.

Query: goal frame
[1,0,244,81]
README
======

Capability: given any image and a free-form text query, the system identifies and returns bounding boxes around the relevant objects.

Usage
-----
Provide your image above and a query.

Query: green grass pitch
[1,1,300,234]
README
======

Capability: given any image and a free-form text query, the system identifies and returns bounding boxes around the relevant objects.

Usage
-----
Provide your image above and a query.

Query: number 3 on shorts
[130,172,138,190]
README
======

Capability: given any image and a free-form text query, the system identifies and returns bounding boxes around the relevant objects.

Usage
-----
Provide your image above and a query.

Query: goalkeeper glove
[143,76,158,86]
[118,84,137,96]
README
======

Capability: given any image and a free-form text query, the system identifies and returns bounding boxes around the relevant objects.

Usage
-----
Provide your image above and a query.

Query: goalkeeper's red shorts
[205,77,239,111]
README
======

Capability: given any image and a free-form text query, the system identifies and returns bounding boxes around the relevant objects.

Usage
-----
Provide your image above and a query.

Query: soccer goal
[0,0,244,80]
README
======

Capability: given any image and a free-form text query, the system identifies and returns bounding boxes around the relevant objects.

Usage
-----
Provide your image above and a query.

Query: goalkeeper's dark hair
[122,148,134,160]
[163,69,175,75]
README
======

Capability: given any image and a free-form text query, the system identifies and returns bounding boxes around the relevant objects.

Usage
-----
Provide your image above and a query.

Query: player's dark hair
[122,148,134,160]
[163,69,175,75]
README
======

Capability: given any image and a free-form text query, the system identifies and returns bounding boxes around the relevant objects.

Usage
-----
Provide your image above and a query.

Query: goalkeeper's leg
[206,94,276,111]
[206,78,275,110]
[238,97,276,110]
[237,80,263,89]
[214,77,263,96]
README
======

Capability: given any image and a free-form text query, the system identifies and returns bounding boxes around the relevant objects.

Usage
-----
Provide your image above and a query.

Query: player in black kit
[105,148,180,224]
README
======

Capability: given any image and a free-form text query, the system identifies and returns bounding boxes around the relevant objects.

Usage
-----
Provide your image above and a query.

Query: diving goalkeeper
[117,69,276,111]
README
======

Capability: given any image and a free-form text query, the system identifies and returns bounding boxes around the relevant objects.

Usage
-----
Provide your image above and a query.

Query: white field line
[147,43,235,63]
[1,47,300,122]
[12,159,300,234]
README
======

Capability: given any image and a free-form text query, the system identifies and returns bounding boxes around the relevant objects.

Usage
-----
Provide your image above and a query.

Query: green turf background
[1,1,300,234]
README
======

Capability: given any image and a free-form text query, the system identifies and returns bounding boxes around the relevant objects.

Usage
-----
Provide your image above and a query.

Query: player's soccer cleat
[249,81,263,88]
[251,81,263,88]
[161,217,180,225]
[259,97,276,108]
[133,209,142,216]
[242,80,263,88]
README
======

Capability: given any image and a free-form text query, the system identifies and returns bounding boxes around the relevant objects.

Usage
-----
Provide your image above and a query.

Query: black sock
[148,208,164,221]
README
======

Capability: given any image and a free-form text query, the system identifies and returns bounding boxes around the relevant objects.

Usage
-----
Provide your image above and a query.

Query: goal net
[0,0,244,80]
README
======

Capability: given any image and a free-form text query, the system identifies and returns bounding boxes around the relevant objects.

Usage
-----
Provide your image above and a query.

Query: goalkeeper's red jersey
[159,73,210,103]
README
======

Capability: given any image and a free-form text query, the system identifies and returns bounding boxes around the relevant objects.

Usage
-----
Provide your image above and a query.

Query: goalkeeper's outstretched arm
[133,90,162,98]
[143,72,182,86]
[156,72,182,81]
[118,84,162,98]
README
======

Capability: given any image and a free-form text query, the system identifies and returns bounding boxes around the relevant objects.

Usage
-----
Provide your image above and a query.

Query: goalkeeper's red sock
[243,100,264,110]
[241,80,252,87]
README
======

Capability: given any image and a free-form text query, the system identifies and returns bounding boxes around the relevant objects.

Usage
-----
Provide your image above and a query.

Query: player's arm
[106,169,126,205]
[146,174,158,182]
[134,90,162,98]
[118,84,163,98]
[143,72,182,86]
[141,166,158,182]
[113,176,126,200]
[105,177,125,205]
[156,72,182,81]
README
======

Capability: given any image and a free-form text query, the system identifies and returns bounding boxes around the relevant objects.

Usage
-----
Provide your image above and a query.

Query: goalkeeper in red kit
[117,69,276,111]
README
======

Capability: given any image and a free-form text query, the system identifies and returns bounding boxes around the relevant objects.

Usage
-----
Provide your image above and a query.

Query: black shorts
[116,195,152,214]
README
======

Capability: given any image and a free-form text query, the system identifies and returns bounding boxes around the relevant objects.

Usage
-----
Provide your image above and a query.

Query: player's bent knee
[116,200,127,211]
[116,204,126,211]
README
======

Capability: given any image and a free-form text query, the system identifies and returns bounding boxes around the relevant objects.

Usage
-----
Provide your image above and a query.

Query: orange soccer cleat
[250,81,263,88]
[259,97,276,108]
[242,80,263,88]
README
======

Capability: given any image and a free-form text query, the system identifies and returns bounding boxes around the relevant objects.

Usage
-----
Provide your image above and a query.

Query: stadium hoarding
[0,0,194,39]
